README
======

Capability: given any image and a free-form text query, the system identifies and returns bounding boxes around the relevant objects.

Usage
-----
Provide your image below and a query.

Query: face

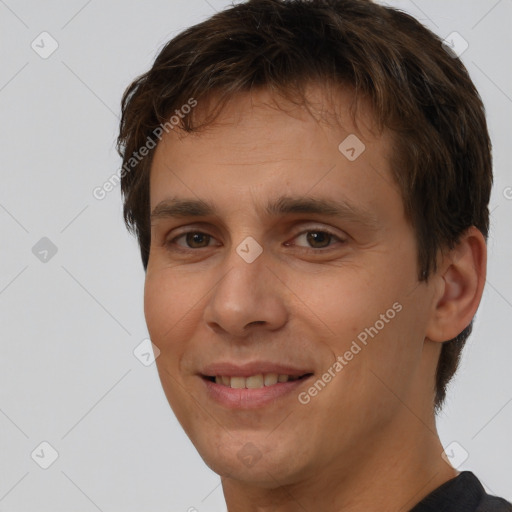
[145,85,438,486]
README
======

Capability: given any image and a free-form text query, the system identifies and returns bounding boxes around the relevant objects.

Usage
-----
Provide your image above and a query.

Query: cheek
[292,266,391,337]
[143,270,197,349]
[300,261,419,377]
[143,273,169,340]
[143,271,203,421]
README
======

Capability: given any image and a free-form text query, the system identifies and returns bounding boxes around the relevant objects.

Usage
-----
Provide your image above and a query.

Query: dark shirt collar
[410,471,512,512]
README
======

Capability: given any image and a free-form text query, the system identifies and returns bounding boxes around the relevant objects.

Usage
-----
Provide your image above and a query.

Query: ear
[425,227,487,343]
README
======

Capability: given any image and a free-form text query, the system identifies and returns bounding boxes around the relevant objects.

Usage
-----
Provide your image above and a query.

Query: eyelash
[165,228,346,253]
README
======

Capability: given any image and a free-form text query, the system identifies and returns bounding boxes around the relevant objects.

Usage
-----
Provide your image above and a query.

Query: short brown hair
[117,0,492,409]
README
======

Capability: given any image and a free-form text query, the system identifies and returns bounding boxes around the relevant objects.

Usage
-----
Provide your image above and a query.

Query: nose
[202,248,288,338]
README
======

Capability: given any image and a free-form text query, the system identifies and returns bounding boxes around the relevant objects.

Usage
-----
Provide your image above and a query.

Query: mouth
[198,363,314,409]
[202,373,313,389]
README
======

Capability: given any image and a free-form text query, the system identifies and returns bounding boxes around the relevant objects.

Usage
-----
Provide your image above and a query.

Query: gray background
[0,1,511,510]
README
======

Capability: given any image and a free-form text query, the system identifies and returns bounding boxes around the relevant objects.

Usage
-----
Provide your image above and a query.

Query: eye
[289,229,345,250]
[170,231,216,249]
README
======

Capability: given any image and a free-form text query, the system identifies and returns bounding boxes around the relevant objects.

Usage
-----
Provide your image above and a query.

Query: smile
[206,373,311,389]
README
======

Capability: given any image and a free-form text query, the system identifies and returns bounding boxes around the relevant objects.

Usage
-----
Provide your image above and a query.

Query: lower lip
[202,377,312,409]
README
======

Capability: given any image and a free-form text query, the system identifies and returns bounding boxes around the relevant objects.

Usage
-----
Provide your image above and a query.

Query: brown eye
[168,232,214,249]
[306,231,332,248]
[292,230,343,249]
[183,232,211,248]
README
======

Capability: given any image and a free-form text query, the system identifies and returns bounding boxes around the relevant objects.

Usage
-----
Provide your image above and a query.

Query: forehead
[149,84,397,213]
[176,83,383,151]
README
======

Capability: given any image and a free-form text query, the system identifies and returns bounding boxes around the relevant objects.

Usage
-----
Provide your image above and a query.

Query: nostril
[246,321,266,328]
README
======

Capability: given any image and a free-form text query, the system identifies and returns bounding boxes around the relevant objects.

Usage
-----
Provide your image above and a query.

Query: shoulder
[411,471,512,512]
[476,494,512,512]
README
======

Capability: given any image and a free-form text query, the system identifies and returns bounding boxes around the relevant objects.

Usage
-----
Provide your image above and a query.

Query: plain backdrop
[1,1,511,510]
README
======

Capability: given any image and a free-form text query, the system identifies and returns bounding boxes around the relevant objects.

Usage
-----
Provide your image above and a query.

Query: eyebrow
[150,195,380,230]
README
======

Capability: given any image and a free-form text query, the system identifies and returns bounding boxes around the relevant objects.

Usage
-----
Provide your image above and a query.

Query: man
[117,0,511,510]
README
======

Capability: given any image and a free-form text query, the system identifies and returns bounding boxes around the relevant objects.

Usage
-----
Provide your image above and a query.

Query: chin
[195,435,309,488]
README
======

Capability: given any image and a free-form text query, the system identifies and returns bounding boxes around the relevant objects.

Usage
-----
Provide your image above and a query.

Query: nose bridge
[214,238,268,312]
[223,254,264,303]
[203,238,288,336]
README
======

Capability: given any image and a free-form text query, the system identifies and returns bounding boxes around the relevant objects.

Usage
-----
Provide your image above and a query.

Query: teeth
[246,374,264,388]
[264,373,278,386]
[213,373,301,388]
[230,376,246,389]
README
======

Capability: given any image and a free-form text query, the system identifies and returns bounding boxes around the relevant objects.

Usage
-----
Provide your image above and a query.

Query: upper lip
[200,361,313,378]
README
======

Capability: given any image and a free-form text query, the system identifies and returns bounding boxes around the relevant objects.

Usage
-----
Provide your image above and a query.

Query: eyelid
[167,230,220,249]
[286,226,347,248]
[161,221,220,243]
[291,223,346,237]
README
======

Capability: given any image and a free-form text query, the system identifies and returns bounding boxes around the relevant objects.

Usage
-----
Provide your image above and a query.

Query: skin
[144,84,487,511]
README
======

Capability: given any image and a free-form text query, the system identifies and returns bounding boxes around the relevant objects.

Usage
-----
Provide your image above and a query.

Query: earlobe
[425,227,487,343]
